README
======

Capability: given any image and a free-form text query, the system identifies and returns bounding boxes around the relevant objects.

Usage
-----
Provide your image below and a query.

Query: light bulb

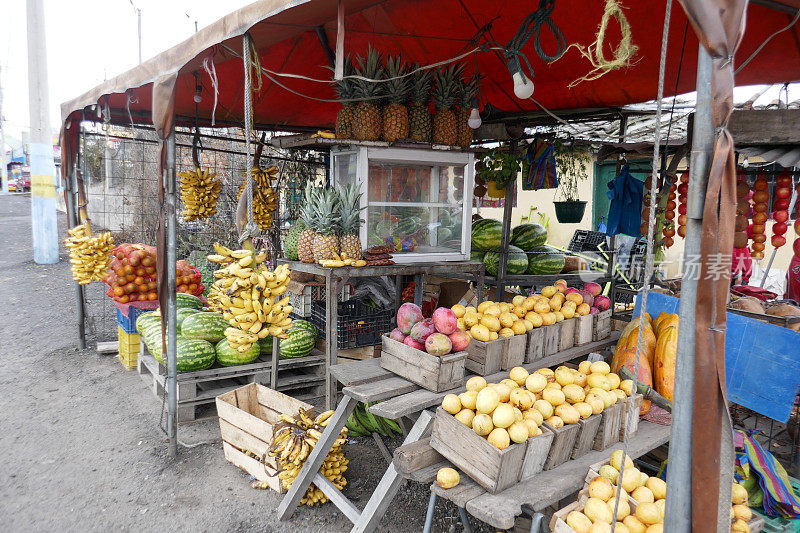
[742,156,749,168]
[468,108,482,129]
[512,70,534,100]
[193,89,202,103]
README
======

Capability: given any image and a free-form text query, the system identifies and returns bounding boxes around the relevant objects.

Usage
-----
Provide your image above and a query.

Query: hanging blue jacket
[605,164,644,237]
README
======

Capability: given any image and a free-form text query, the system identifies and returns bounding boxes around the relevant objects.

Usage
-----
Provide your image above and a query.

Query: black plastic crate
[310,299,393,350]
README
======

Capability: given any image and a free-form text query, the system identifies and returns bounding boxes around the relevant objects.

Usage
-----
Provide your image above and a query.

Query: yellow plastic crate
[119,351,138,370]
[118,327,140,370]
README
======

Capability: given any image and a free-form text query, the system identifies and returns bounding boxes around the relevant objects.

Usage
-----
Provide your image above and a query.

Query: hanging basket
[554,201,587,223]
[486,180,507,198]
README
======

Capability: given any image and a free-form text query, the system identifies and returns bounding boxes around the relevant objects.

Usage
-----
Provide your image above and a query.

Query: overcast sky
[1,0,251,142]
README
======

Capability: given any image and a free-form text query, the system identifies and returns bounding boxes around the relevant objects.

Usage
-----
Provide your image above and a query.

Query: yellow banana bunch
[207,243,292,354]
[266,408,347,504]
[64,221,114,285]
[238,165,278,231]
[178,166,221,221]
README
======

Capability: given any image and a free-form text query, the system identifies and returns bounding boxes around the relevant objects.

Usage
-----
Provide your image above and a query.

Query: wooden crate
[430,407,528,493]
[573,314,593,346]
[464,334,524,375]
[543,422,581,470]
[593,401,624,451]
[558,319,576,352]
[520,426,555,480]
[541,324,560,356]
[620,393,644,440]
[571,413,602,460]
[380,335,467,392]
[503,334,526,370]
[216,383,314,493]
[525,327,545,363]
[592,309,613,341]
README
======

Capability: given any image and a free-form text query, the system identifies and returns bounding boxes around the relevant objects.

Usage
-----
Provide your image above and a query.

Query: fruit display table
[275,334,620,532]
[277,260,486,409]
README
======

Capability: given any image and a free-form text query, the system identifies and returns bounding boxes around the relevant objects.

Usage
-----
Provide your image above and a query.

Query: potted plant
[475,147,521,199]
[553,141,592,223]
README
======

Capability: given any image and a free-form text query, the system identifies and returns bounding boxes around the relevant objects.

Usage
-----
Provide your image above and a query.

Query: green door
[592,161,650,232]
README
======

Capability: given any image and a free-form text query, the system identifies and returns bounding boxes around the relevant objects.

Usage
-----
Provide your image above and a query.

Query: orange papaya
[612,347,654,415]
[654,325,678,402]
[654,313,679,337]
[613,321,657,369]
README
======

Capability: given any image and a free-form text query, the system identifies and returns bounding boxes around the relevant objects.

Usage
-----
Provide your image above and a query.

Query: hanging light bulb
[512,70,534,100]
[468,108,482,129]
[193,86,203,104]
[742,156,749,168]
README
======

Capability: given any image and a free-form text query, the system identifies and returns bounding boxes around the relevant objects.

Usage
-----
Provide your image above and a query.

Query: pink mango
[448,329,470,352]
[578,290,594,307]
[389,328,407,343]
[403,336,425,351]
[589,306,600,314]
[397,302,423,334]
[564,287,580,295]
[410,318,437,343]
[425,333,453,356]
[432,307,458,335]
[594,295,611,311]
[583,282,602,297]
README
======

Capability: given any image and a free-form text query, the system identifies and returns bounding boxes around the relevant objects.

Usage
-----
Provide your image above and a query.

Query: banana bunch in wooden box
[178,166,221,221]
[206,243,292,353]
[261,409,348,506]
[238,166,278,230]
[65,221,114,284]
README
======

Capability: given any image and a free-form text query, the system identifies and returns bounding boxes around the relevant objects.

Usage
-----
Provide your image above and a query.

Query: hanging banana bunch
[178,166,221,221]
[258,408,347,505]
[238,165,278,230]
[65,221,114,284]
[206,243,293,353]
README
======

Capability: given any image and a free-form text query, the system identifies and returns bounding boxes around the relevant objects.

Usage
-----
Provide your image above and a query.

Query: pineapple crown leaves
[329,53,356,102]
[353,46,385,102]
[336,182,366,235]
[458,74,481,108]
[382,55,411,105]
[410,63,434,106]
[313,187,342,237]
[299,183,320,230]
[432,62,466,111]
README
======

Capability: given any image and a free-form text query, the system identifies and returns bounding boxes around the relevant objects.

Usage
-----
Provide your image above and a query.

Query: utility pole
[0,66,9,194]
[137,8,142,64]
[26,0,59,264]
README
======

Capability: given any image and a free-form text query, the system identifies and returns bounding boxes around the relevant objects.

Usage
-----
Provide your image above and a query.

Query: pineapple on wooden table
[456,74,479,149]
[337,182,366,260]
[333,53,355,139]
[381,55,410,142]
[408,64,433,143]
[432,63,465,146]
[312,188,341,263]
[297,183,318,263]
[352,47,384,141]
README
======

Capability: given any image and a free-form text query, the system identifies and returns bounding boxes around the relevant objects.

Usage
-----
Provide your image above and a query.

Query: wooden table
[276,333,620,532]
[277,260,486,409]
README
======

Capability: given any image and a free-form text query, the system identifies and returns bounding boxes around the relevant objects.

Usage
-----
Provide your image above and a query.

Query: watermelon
[291,319,318,337]
[180,311,228,342]
[215,338,260,366]
[483,246,528,277]
[175,338,216,372]
[527,246,566,275]
[470,249,485,262]
[176,293,203,310]
[284,220,306,261]
[471,219,502,252]
[177,307,201,333]
[279,325,316,358]
[259,336,274,355]
[136,311,160,334]
[510,223,547,251]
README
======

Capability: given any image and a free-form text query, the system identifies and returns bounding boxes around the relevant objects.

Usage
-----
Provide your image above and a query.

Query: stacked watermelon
[279,320,318,359]
[472,219,565,276]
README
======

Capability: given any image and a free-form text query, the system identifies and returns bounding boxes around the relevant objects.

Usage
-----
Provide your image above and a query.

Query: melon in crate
[279,322,317,359]
[216,338,260,366]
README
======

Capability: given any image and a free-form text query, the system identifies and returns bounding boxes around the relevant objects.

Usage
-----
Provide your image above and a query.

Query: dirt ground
[0,194,490,533]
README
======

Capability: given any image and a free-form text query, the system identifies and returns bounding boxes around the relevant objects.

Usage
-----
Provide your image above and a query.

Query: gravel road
[0,195,489,533]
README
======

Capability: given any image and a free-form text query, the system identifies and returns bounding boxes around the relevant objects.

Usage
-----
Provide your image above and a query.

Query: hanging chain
[242,33,257,238]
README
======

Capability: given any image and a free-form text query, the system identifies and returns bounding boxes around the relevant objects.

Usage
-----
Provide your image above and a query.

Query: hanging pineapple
[408,64,433,143]
[456,75,479,149]
[297,183,318,264]
[352,47,384,141]
[333,54,355,139]
[432,63,464,146]
[312,188,341,263]
[337,182,366,260]
[381,55,410,142]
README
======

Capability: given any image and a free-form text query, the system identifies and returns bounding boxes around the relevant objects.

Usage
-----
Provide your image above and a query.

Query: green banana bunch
[345,402,402,437]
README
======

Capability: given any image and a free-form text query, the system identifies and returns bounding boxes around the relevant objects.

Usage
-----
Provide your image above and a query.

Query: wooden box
[541,324,560,357]
[592,309,613,341]
[465,334,525,376]
[520,426,556,480]
[593,401,624,451]
[380,334,467,392]
[571,414,602,460]
[573,314,594,346]
[430,407,528,493]
[215,383,313,493]
[558,319,576,352]
[543,422,581,470]
[619,393,644,440]
[525,327,545,363]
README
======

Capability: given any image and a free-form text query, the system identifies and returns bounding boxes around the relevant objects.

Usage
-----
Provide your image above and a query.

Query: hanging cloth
[522,138,558,190]
[735,429,800,519]
[605,163,644,237]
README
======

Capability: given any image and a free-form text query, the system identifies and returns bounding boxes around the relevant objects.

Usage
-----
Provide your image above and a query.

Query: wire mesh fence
[78,122,325,341]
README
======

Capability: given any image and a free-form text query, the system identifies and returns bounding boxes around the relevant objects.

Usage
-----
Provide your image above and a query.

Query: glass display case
[331,147,474,262]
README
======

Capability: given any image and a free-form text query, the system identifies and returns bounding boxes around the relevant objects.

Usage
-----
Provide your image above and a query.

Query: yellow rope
[559,0,639,87]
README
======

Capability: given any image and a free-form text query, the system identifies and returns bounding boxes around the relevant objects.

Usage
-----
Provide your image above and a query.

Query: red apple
[772,235,786,248]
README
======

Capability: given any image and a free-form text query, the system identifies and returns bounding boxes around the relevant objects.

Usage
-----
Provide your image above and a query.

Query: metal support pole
[165,129,178,456]
[66,154,86,349]
[422,491,437,533]
[137,8,142,65]
[495,139,517,301]
[664,45,713,533]
[0,66,8,195]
